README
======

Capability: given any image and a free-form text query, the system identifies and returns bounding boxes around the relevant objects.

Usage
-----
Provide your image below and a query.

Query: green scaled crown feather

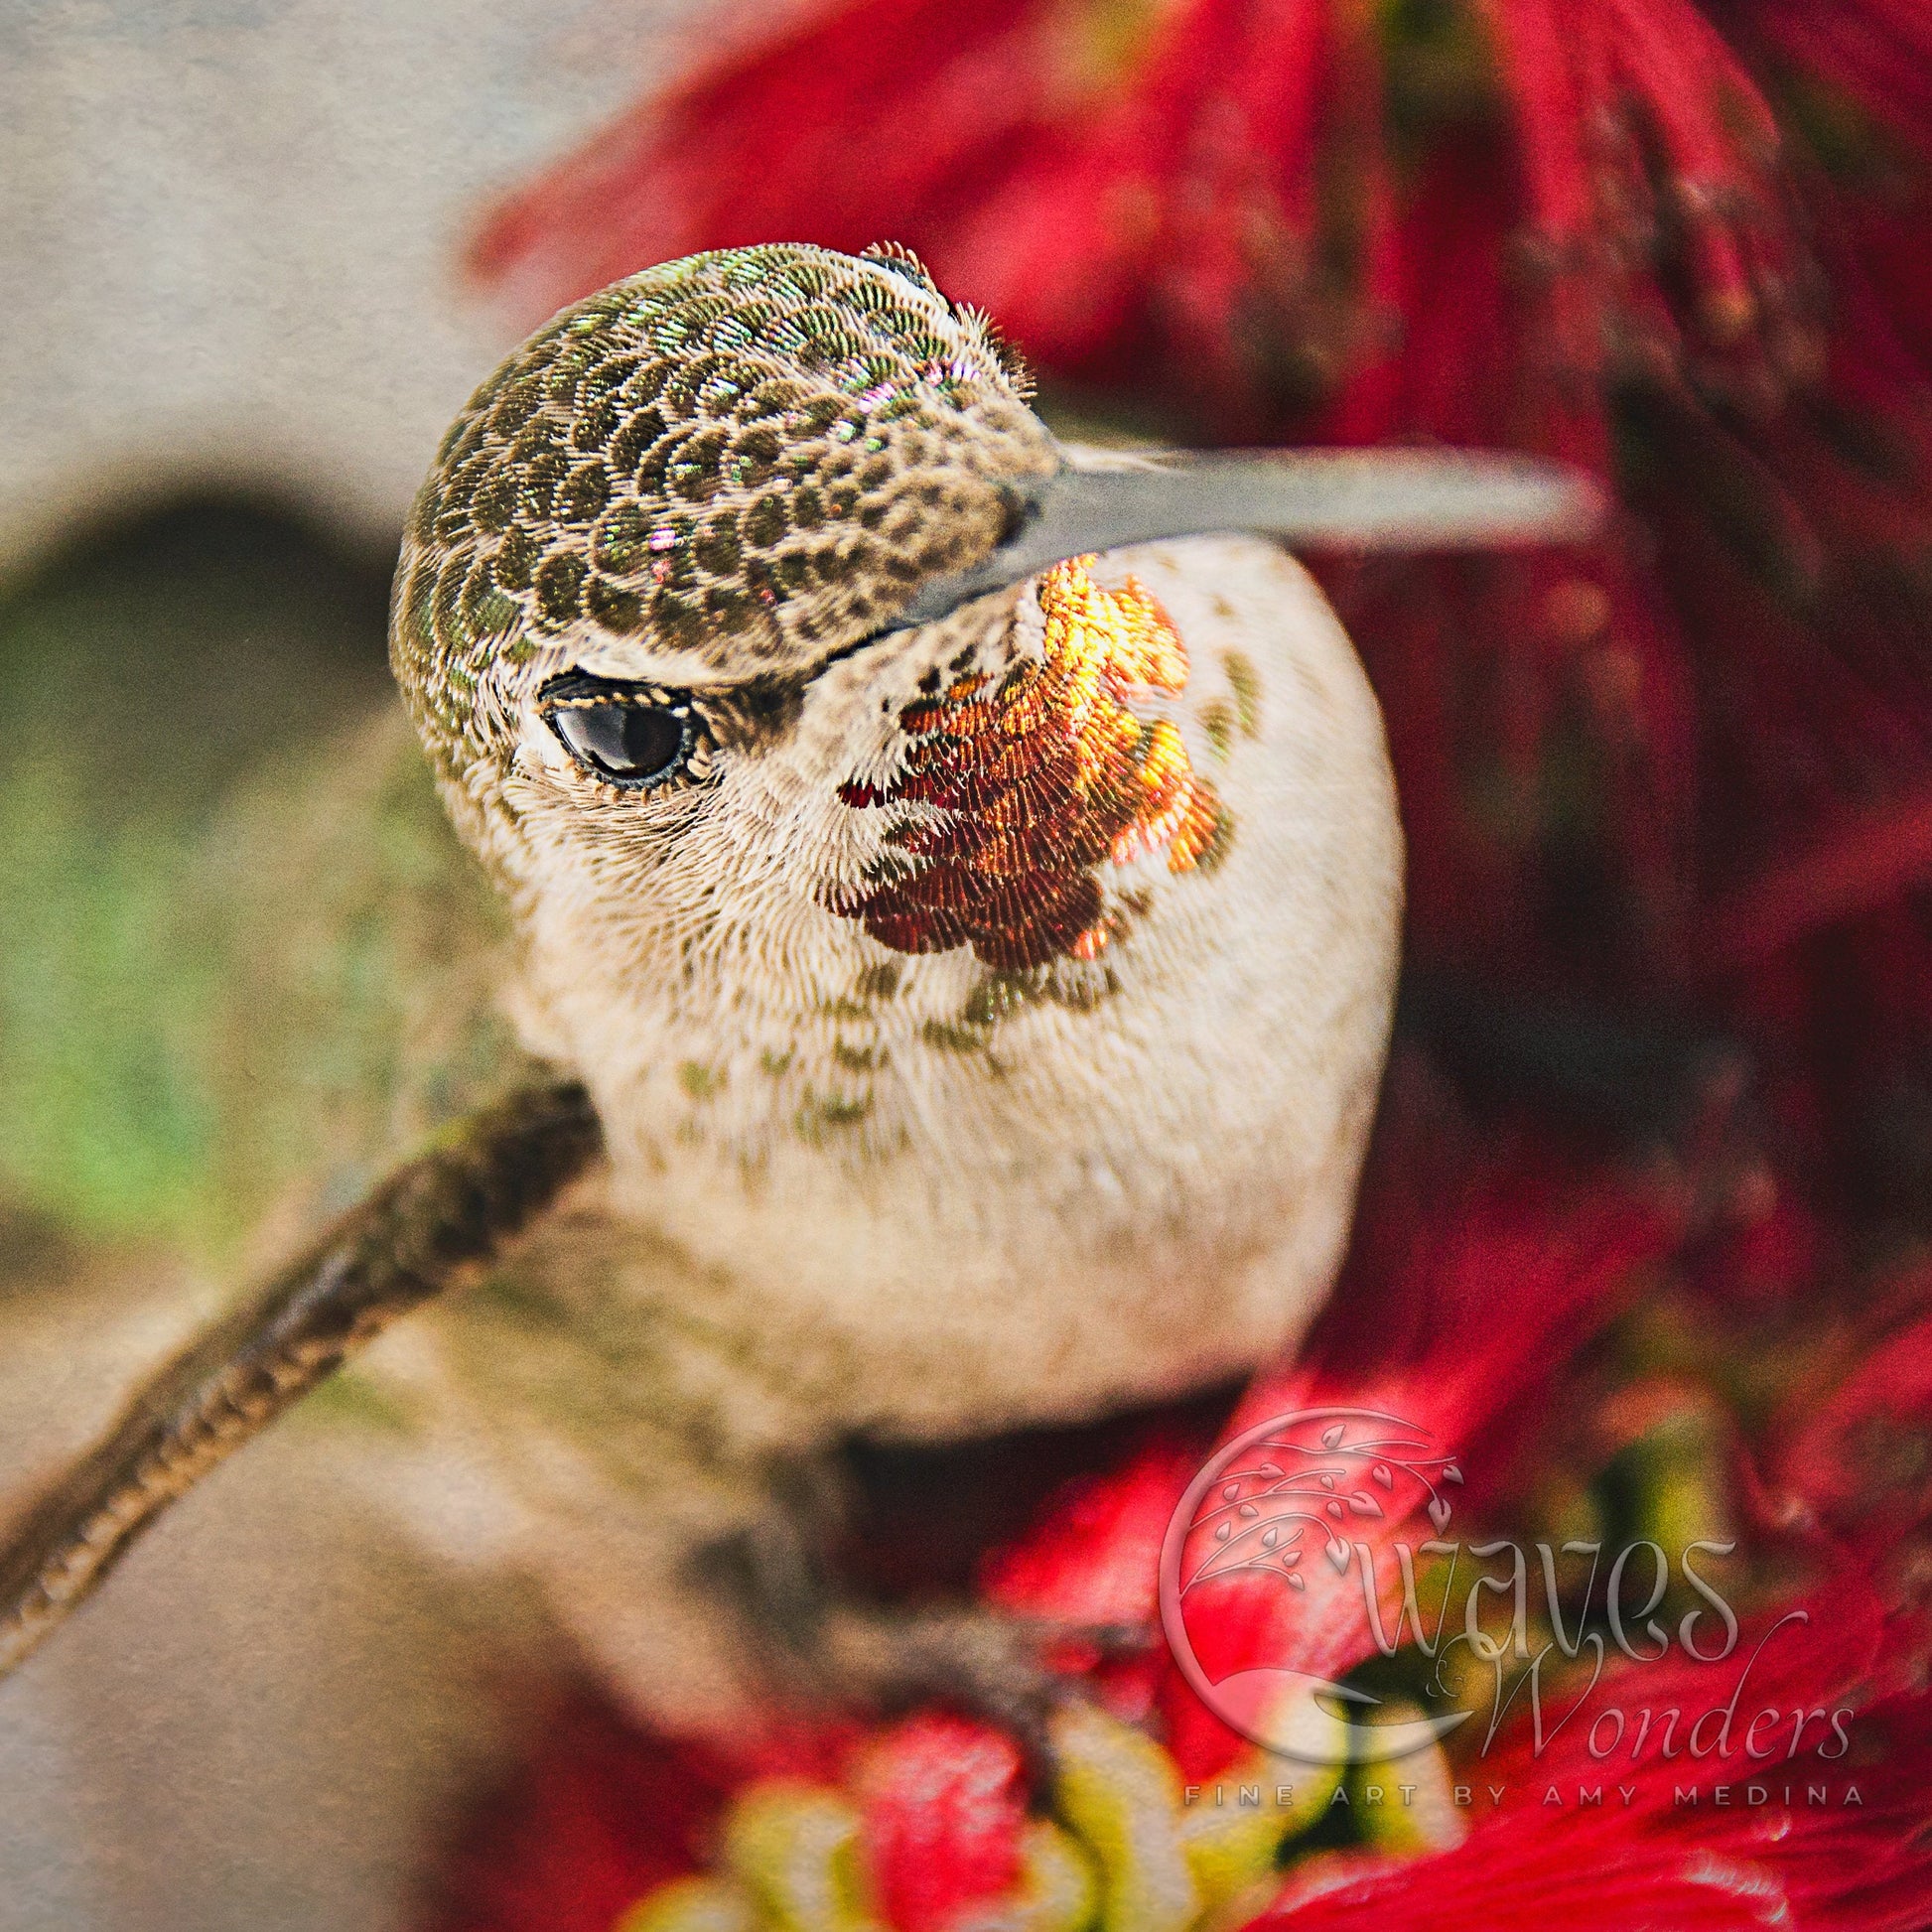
[390,242,1057,785]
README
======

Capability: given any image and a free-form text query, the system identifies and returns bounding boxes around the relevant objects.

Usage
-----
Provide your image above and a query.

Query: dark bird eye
[540,675,697,789]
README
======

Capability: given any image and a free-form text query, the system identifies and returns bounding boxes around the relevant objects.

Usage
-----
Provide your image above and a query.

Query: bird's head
[391,239,1055,884]
[387,244,1274,1120]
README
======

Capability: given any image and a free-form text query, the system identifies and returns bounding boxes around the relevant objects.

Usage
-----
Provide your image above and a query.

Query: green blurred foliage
[0,497,516,1261]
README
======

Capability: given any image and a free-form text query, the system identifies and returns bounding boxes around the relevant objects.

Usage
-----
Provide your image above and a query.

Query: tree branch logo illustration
[1159,1407,1472,1764]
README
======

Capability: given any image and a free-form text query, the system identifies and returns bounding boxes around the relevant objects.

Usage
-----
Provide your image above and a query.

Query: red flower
[1154,1159,1677,1779]
[1770,1291,1932,1551]
[1253,1591,1932,1931]
[422,1697,735,1932]
[854,1715,1028,1932]
[474,0,1809,430]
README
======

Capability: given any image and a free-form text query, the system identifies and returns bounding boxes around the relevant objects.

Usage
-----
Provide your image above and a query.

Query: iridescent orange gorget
[830,556,1231,971]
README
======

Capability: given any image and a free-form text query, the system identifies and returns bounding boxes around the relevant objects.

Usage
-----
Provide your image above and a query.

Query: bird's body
[499,530,1394,1445]
[327,241,1403,1729]
[368,525,1399,1727]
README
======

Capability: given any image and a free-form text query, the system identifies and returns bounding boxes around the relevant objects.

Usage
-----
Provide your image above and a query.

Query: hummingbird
[0,242,1595,1738]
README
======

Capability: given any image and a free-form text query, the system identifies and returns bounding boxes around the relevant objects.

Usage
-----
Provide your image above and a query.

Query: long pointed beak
[891,446,1607,629]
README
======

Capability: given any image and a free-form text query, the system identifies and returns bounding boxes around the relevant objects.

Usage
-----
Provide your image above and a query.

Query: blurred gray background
[0,0,730,566]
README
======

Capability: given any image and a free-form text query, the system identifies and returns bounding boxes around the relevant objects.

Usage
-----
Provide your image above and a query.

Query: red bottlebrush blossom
[474,0,1812,429]
[1769,1291,1932,1549]
[421,1698,736,1932]
[1255,1591,1932,1932]
[853,1715,1028,1932]
[1262,1727,1932,1929]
